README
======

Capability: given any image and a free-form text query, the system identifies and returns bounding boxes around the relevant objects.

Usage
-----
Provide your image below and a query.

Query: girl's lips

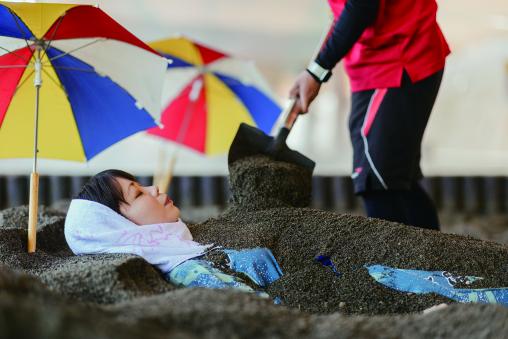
[164,196,173,206]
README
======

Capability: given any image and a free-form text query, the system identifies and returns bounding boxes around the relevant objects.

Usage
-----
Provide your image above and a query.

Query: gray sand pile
[228,155,312,211]
[0,205,65,230]
[0,265,194,339]
[192,156,508,315]
[195,208,508,314]
[0,210,172,304]
[107,288,508,338]
[1,263,507,339]
[0,155,507,338]
[39,254,174,304]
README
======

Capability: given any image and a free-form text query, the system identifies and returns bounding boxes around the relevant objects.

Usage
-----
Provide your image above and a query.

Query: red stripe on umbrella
[195,43,227,65]
[0,47,33,126]
[149,76,207,153]
[43,6,158,55]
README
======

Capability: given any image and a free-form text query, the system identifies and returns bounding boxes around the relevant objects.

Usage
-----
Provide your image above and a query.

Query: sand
[0,155,507,338]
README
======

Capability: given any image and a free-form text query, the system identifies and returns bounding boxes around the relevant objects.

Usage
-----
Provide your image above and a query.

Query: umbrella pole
[153,144,164,188]
[28,48,42,253]
[158,151,177,193]
[157,78,203,192]
[154,145,177,193]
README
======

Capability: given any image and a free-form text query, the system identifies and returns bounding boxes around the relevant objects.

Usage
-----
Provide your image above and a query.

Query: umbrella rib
[46,38,105,64]
[52,66,97,74]
[13,69,35,94]
[0,46,30,63]
[11,69,65,97]
[42,68,66,91]
[40,15,65,61]
[0,65,30,69]
[9,10,32,53]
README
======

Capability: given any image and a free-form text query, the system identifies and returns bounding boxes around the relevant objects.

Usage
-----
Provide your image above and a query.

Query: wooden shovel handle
[272,97,297,131]
[283,98,298,130]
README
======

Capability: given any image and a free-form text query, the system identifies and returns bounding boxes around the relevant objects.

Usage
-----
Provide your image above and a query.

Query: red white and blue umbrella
[0,2,167,251]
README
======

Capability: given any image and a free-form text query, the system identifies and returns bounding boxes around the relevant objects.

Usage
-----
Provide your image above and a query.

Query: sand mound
[311,303,508,338]
[228,155,312,211]
[0,205,66,230]
[193,208,508,315]
[0,265,194,339]
[1,264,506,339]
[39,254,174,304]
[192,156,508,315]
[0,211,172,304]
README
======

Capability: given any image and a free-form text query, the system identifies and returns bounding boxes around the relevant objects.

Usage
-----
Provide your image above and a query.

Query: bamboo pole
[155,153,176,193]
[155,78,203,192]
[27,172,39,253]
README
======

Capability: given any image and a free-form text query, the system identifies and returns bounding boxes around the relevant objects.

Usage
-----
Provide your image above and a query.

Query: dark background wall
[1,176,507,216]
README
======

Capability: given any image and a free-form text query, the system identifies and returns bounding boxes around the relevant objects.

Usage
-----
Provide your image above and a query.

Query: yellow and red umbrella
[147,37,281,156]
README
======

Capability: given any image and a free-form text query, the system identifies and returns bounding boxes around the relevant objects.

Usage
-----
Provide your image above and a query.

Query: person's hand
[288,70,322,123]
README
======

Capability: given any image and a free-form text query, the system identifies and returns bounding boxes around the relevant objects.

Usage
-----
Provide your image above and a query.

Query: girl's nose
[146,185,159,196]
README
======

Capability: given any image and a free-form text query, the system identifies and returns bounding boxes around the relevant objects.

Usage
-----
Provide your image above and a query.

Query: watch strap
[307,61,332,83]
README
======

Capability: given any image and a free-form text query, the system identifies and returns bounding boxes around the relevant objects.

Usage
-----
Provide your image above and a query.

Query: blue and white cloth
[224,248,283,287]
[168,247,283,298]
[368,264,508,306]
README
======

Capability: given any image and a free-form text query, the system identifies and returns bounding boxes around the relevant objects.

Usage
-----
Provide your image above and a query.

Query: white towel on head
[64,199,212,273]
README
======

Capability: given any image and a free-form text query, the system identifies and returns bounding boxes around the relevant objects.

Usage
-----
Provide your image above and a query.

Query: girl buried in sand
[64,169,283,298]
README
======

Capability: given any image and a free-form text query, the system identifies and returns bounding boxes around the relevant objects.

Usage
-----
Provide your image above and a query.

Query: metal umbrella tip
[155,120,164,129]
[94,68,106,78]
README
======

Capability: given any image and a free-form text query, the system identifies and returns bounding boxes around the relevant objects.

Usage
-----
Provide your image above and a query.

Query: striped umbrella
[147,37,281,190]
[0,2,167,252]
[147,36,281,155]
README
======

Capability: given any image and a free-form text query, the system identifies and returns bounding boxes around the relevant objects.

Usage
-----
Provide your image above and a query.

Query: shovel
[228,98,315,170]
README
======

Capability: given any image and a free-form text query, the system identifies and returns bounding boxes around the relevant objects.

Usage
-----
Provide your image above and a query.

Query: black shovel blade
[228,123,316,170]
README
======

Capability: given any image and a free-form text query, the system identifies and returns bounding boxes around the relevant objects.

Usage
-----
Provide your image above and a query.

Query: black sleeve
[316,0,380,70]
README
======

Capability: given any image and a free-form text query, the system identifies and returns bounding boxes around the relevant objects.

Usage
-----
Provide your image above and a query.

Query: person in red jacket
[290,0,450,230]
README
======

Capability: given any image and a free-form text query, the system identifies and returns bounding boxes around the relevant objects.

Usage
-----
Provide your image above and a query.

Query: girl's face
[115,177,180,225]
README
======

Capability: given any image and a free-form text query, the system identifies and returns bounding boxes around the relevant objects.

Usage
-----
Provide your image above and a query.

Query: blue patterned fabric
[167,259,269,298]
[368,264,508,306]
[224,248,283,287]
[167,248,284,301]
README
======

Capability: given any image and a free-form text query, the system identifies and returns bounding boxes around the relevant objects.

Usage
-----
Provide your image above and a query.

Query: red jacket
[328,0,450,91]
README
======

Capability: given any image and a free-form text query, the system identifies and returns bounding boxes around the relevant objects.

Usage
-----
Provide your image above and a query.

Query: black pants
[349,70,443,230]
[361,183,440,230]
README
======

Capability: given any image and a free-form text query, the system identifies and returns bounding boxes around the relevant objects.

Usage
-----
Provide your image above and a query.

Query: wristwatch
[306,60,332,83]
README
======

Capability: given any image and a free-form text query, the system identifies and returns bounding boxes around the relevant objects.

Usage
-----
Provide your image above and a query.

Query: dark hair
[76,169,137,213]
